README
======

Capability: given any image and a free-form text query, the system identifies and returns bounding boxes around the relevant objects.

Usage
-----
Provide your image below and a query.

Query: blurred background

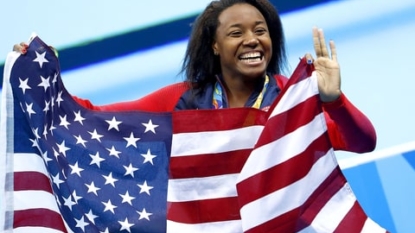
[1,0,415,232]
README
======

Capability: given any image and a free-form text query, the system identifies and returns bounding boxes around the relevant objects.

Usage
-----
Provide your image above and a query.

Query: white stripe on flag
[240,148,337,231]
[13,227,65,233]
[171,125,263,156]
[14,190,60,213]
[361,218,388,233]
[298,183,356,233]
[167,173,238,202]
[238,112,326,182]
[14,153,48,176]
[270,72,318,118]
[166,219,242,233]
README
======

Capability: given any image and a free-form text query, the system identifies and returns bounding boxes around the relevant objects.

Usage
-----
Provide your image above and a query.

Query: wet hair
[181,0,287,91]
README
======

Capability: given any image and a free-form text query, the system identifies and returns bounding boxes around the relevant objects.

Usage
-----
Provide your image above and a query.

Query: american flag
[0,35,387,233]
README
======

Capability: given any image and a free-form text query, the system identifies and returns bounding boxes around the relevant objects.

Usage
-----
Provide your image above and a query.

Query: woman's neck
[221,75,262,108]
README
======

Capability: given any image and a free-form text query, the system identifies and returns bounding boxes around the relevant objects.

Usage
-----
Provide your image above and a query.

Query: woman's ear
[212,42,219,55]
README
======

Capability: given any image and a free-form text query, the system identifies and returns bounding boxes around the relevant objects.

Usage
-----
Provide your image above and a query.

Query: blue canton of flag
[9,35,172,233]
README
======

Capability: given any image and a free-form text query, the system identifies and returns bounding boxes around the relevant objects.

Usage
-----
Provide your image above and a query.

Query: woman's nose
[243,36,259,46]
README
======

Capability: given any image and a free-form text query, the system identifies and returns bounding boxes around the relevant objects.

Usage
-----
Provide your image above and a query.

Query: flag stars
[75,216,89,232]
[137,208,153,221]
[63,195,76,211]
[19,77,31,94]
[31,127,41,140]
[141,149,156,165]
[42,151,52,163]
[25,102,36,118]
[102,199,117,214]
[56,140,70,157]
[69,162,84,177]
[142,119,159,133]
[52,173,64,188]
[123,163,139,177]
[43,100,50,113]
[89,129,104,142]
[106,146,121,158]
[38,75,51,92]
[59,114,71,129]
[103,172,118,187]
[106,116,122,131]
[74,134,87,147]
[72,190,83,203]
[85,181,101,196]
[124,132,140,148]
[56,91,64,107]
[33,51,49,68]
[90,152,105,168]
[74,110,86,125]
[85,209,98,224]
[118,218,134,233]
[138,181,153,195]
[119,191,135,205]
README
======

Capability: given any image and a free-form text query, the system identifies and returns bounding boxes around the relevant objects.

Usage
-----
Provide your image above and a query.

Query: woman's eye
[230,31,242,37]
[255,29,267,34]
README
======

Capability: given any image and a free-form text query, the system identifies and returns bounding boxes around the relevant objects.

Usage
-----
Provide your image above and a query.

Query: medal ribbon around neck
[212,75,269,109]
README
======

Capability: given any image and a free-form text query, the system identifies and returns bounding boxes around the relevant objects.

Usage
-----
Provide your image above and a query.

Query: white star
[29,138,39,149]
[72,190,82,203]
[31,127,41,140]
[52,147,60,159]
[85,181,101,196]
[74,110,86,125]
[123,132,140,148]
[85,209,98,224]
[19,77,31,94]
[56,140,70,157]
[119,191,135,205]
[43,100,50,113]
[38,75,50,92]
[102,199,117,214]
[59,114,71,129]
[63,195,76,211]
[106,116,122,131]
[69,162,84,177]
[56,91,64,107]
[52,173,64,188]
[90,152,105,167]
[74,134,87,147]
[49,123,57,135]
[137,208,152,221]
[100,228,110,233]
[33,51,49,68]
[25,102,36,118]
[43,124,48,139]
[42,151,52,163]
[89,129,103,142]
[141,149,156,165]
[123,163,139,177]
[118,218,134,233]
[138,181,153,195]
[52,72,59,84]
[142,119,159,133]
[102,172,118,187]
[106,146,121,158]
[75,216,89,232]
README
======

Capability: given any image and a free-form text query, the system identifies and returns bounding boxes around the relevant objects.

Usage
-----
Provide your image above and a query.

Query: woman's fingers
[13,42,28,54]
[329,40,337,62]
[313,27,331,58]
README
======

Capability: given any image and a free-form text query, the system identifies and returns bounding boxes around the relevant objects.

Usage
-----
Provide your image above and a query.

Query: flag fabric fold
[0,35,387,233]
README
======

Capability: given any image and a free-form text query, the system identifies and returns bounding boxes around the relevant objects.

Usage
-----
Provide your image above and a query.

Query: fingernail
[307,59,313,64]
[22,49,27,53]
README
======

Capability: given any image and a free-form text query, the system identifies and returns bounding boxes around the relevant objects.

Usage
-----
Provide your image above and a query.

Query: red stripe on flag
[14,172,53,192]
[167,196,240,224]
[334,201,368,233]
[173,108,266,133]
[169,150,251,179]
[237,133,332,206]
[14,208,67,232]
[256,96,321,148]
[244,168,346,233]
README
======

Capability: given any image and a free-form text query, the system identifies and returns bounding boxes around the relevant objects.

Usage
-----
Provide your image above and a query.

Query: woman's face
[213,3,272,81]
